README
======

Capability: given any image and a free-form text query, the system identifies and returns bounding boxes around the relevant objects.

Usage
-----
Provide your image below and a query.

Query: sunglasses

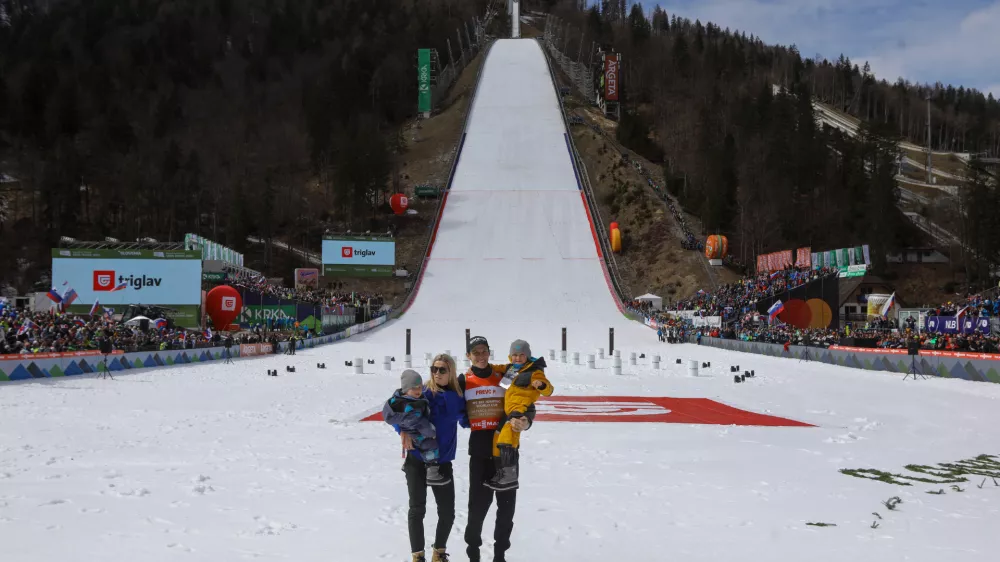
[430,366,449,374]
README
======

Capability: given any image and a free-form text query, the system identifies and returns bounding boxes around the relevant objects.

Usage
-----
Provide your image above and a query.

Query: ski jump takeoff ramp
[391,38,652,352]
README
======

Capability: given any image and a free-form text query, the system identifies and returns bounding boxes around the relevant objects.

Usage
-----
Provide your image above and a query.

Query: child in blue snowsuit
[383,369,450,486]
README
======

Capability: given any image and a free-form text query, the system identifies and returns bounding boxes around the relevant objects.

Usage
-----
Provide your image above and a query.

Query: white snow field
[3,39,1000,562]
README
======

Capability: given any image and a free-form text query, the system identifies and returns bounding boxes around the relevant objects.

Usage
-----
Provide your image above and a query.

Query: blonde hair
[426,353,461,394]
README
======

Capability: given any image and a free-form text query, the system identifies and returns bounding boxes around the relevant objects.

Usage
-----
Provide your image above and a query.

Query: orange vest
[464,367,505,431]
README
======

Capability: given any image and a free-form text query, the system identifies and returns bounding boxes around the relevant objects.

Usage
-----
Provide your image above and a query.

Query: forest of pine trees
[0,0,487,288]
[541,0,1000,282]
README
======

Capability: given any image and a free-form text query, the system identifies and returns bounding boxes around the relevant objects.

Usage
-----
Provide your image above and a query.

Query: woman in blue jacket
[396,353,467,562]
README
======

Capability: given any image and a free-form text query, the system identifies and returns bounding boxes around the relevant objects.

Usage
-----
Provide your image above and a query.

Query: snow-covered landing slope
[2,346,999,561]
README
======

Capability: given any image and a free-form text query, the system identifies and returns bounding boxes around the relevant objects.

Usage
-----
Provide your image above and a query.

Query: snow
[3,39,1000,561]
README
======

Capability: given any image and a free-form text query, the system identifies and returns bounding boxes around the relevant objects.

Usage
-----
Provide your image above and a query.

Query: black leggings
[464,456,517,560]
[404,455,456,553]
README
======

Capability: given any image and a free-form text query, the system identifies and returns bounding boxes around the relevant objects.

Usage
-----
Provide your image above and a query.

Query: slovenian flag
[90,300,101,316]
[62,287,78,307]
[110,281,128,292]
[17,319,35,336]
[203,327,213,340]
[879,292,896,317]
[769,271,781,280]
[154,318,168,330]
[73,318,87,327]
[768,299,784,322]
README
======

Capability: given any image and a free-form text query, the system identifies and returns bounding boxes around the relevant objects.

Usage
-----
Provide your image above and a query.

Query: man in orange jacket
[460,335,534,562]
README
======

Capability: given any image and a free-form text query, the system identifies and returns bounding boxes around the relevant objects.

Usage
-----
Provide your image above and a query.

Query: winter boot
[430,546,449,562]
[411,551,426,562]
[425,462,452,487]
[484,445,519,491]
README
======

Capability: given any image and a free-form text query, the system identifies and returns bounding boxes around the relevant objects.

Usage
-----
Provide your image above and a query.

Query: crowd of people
[0,307,217,355]
[227,275,386,310]
[667,267,839,321]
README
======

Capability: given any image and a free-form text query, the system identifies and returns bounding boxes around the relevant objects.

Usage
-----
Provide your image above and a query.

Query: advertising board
[604,54,619,101]
[51,249,202,306]
[239,343,274,357]
[295,268,320,289]
[321,235,395,277]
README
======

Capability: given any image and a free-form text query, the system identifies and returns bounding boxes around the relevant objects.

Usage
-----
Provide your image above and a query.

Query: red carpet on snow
[361,395,812,427]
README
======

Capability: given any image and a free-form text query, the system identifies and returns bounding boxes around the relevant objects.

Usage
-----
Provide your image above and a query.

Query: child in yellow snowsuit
[485,339,553,491]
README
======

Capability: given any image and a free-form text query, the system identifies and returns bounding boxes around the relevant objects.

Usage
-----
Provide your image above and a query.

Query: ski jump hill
[2,39,1000,562]
[381,38,652,352]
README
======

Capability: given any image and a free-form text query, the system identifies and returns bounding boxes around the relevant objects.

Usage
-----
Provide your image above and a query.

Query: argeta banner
[604,54,619,101]
[417,49,431,113]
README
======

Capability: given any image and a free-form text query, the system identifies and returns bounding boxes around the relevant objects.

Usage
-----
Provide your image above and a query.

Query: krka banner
[417,49,431,113]
[925,316,991,335]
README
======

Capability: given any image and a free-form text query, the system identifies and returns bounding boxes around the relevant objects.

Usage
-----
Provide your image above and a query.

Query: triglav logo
[341,246,376,259]
[93,270,115,291]
[221,296,237,311]
[93,271,163,291]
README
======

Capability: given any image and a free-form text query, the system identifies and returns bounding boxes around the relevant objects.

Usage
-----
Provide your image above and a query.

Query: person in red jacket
[459,335,534,562]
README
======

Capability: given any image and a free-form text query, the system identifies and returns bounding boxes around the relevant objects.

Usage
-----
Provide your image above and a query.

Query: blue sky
[589,1,1000,97]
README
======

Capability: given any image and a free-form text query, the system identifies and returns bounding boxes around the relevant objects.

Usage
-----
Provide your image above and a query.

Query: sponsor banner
[0,346,232,382]
[1,350,123,361]
[838,264,868,278]
[756,249,795,273]
[53,248,199,260]
[321,236,395,277]
[184,233,243,267]
[64,304,200,329]
[925,315,991,335]
[603,54,619,101]
[417,49,432,113]
[294,268,319,289]
[52,252,201,306]
[795,247,812,269]
[363,396,811,427]
[702,337,1000,384]
[322,264,393,277]
[240,305,296,324]
[202,272,227,282]
[813,245,871,270]
[239,343,274,357]
[691,316,722,328]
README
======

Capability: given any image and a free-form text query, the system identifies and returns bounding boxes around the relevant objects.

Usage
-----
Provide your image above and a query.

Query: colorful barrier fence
[697,337,1000,384]
[0,315,389,382]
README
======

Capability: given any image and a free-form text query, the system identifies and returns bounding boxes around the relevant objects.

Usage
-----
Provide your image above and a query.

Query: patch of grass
[841,454,1000,486]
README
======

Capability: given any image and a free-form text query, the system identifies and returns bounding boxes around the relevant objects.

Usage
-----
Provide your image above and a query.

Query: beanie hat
[400,369,422,392]
[509,339,531,357]
[467,335,489,352]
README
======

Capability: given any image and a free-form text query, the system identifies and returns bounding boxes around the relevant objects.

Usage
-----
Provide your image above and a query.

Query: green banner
[322,235,395,242]
[418,48,431,113]
[323,264,393,278]
[202,272,227,282]
[64,304,201,329]
[53,248,200,260]
[240,305,297,324]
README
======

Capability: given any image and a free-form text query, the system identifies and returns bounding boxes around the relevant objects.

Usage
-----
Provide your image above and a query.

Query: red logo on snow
[341,246,353,258]
[93,270,115,291]
[362,396,812,427]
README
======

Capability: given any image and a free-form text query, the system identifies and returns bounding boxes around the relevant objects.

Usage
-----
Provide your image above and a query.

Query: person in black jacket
[459,336,535,562]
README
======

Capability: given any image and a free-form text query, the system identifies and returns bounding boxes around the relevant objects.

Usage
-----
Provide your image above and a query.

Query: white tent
[635,293,663,311]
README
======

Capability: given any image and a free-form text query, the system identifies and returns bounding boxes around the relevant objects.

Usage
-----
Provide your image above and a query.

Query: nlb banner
[321,235,395,277]
[925,316,991,335]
